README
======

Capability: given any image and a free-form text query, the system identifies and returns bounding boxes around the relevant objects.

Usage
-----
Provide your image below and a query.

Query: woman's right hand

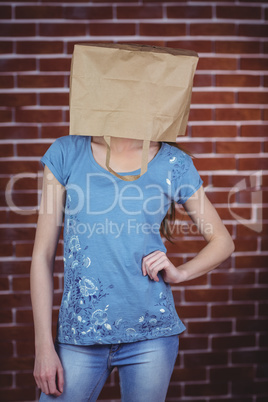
[34,345,64,397]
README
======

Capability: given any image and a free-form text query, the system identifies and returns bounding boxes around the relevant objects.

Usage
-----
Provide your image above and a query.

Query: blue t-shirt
[40,135,203,345]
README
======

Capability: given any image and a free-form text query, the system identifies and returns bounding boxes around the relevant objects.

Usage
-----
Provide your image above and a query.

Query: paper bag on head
[69,43,199,181]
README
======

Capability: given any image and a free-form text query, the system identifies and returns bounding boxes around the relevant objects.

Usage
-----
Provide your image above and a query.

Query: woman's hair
[160,142,192,245]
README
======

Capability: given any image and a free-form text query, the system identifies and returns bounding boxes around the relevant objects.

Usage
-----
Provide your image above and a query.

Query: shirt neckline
[87,136,165,180]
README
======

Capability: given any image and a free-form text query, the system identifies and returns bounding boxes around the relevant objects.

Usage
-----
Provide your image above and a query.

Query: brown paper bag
[69,43,198,181]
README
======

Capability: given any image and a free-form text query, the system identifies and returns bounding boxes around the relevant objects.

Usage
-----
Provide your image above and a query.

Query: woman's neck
[91,136,159,153]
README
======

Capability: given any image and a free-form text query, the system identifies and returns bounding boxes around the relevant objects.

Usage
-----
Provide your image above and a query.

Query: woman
[30,135,234,401]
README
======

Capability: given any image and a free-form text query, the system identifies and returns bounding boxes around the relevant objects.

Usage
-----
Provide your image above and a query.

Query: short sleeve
[40,138,67,186]
[172,154,203,204]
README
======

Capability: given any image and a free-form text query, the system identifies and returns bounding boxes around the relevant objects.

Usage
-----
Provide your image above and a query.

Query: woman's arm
[30,165,66,396]
[142,185,235,283]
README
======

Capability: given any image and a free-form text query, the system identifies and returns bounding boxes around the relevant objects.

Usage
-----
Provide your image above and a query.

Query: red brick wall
[0,1,267,401]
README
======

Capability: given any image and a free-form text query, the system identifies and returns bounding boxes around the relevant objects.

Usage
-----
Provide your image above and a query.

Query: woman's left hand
[142,250,185,284]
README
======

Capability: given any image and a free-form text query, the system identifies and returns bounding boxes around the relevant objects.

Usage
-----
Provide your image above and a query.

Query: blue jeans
[39,335,179,402]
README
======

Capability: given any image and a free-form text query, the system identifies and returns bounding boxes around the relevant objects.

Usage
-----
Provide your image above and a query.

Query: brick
[216,74,260,87]
[190,23,235,36]
[0,75,14,88]
[0,277,10,290]
[259,271,268,285]
[212,304,255,318]
[193,74,212,87]
[215,108,261,121]
[16,109,62,123]
[232,287,268,301]
[0,341,13,357]
[0,5,11,18]
[258,303,268,316]
[208,399,251,402]
[0,125,38,139]
[0,142,13,156]
[40,92,69,106]
[211,271,255,286]
[171,367,206,382]
[184,351,228,367]
[16,341,35,356]
[15,243,34,257]
[194,157,236,171]
[64,5,113,19]
[212,334,255,350]
[189,108,213,121]
[232,380,268,396]
[40,57,71,72]
[239,24,268,38]
[241,125,268,137]
[192,91,234,104]
[234,238,258,252]
[180,141,213,154]
[240,58,268,71]
[117,6,162,19]
[188,320,232,334]
[0,293,32,308]
[236,255,268,269]
[18,74,65,88]
[16,40,64,54]
[179,336,208,351]
[167,5,212,19]
[237,223,268,237]
[177,305,207,319]
[0,227,36,243]
[217,5,261,20]
[185,288,229,302]
[15,5,63,19]
[1,325,34,342]
[40,23,86,37]
[0,93,36,107]
[41,125,69,138]
[16,372,36,387]
[91,23,136,36]
[0,309,13,323]
[12,276,30,291]
[0,388,37,401]
[215,40,261,54]
[140,23,186,36]
[233,350,268,365]
[0,242,13,257]
[192,125,237,138]
[211,367,254,382]
[185,382,228,397]
[217,206,251,220]
[167,40,212,53]
[1,355,34,371]
[198,57,237,70]
[238,157,268,170]
[238,92,268,104]
[236,319,268,332]
[0,41,13,54]
[261,238,268,251]
[211,174,249,188]
[0,374,13,387]
[0,58,36,72]
[0,23,36,37]
[17,142,48,157]
[216,141,261,154]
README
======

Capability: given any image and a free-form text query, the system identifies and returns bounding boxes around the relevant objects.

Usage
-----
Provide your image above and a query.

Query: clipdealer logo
[4,170,264,234]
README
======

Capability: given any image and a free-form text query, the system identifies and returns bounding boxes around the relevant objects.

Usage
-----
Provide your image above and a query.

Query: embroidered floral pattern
[162,143,191,181]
